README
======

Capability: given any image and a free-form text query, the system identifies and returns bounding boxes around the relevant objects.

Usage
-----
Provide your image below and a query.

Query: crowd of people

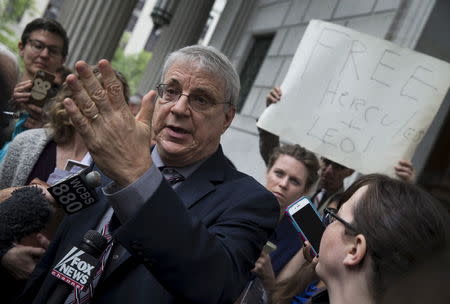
[0,17,448,304]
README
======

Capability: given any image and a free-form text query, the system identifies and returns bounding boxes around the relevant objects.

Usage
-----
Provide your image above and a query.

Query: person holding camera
[0,18,69,161]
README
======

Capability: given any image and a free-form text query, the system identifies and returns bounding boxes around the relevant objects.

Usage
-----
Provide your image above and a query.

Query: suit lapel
[100,146,228,284]
[176,146,226,209]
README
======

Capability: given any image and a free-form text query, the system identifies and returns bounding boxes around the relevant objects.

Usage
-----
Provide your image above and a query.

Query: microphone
[0,186,53,246]
[48,230,107,304]
[1,111,20,119]
[48,169,101,214]
[0,111,19,128]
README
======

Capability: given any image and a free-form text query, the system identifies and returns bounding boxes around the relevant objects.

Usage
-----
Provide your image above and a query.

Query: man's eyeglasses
[156,83,231,112]
[27,39,63,58]
[323,208,358,233]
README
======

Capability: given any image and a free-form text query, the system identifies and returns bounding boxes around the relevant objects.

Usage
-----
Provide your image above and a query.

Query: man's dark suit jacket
[20,146,279,303]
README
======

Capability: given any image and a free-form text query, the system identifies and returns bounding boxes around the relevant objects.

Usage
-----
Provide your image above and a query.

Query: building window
[136,0,145,11]
[126,14,138,32]
[237,34,274,112]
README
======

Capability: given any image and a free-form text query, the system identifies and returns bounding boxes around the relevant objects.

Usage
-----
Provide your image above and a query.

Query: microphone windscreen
[82,230,108,256]
[85,171,101,188]
[0,186,53,243]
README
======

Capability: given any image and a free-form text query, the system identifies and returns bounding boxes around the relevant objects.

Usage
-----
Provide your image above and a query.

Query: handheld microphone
[0,186,53,245]
[48,169,101,214]
[0,111,19,128]
[1,111,20,119]
[48,230,107,304]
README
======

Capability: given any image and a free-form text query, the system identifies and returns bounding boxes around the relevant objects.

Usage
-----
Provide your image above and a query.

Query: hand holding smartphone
[286,197,324,256]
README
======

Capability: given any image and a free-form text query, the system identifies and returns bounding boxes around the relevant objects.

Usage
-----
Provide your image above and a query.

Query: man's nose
[170,94,190,115]
[39,47,50,58]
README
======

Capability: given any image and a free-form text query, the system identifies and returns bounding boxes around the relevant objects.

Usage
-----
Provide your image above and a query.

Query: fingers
[29,177,48,187]
[13,80,33,104]
[14,244,46,258]
[66,71,101,120]
[136,90,156,127]
[28,246,46,258]
[98,59,127,111]
[273,87,282,96]
[29,178,56,203]
[63,97,95,142]
[25,103,43,116]
[13,92,32,104]
[398,159,412,166]
[395,160,415,183]
[266,87,282,106]
[302,241,316,262]
[15,80,33,90]
[24,116,44,129]
[36,233,50,250]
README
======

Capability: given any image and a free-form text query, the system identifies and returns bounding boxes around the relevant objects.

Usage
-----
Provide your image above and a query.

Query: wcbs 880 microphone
[48,230,107,304]
[48,169,101,214]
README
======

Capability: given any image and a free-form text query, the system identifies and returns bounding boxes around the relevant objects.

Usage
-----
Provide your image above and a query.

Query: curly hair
[44,66,130,144]
[267,144,319,192]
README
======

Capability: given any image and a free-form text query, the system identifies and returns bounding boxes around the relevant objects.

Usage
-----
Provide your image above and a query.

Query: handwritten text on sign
[257,20,450,175]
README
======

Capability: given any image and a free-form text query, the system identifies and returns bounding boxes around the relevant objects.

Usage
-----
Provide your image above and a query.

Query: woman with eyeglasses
[0,18,70,162]
[273,174,450,304]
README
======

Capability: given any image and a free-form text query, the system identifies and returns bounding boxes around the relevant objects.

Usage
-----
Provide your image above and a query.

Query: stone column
[137,0,214,95]
[208,0,256,59]
[58,0,139,67]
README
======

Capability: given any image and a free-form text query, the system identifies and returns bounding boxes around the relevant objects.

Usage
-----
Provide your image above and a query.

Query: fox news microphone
[48,230,107,304]
[48,169,101,214]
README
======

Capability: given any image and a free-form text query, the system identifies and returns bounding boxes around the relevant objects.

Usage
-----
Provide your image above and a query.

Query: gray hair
[161,45,240,108]
[0,43,20,103]
[0,43,19,81]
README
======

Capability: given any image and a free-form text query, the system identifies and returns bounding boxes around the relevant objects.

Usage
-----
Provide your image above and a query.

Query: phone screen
[288,197,325,254]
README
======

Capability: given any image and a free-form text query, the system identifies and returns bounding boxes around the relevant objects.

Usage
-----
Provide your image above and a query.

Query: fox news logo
[51,247,98,290]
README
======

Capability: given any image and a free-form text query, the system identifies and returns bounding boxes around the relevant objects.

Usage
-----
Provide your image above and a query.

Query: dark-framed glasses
[27,39,63,58]
[323,208,358,233]
[156,83,231,112]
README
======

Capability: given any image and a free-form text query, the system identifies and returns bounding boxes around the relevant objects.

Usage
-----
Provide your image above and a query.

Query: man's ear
[343,234,367,266]
[18,41,24,57]
[221,106,235,134]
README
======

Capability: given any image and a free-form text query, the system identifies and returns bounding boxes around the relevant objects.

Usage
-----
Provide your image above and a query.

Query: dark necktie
[160,167,185,185]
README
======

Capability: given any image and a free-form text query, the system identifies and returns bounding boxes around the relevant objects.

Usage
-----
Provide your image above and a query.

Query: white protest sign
[257,20,450,176]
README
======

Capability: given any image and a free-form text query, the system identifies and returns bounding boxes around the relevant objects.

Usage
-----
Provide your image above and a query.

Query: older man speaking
[21,46,279,303]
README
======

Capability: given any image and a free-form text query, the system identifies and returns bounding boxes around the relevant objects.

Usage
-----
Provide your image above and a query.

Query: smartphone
[286,196,325,255]
[30,70,55,105]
